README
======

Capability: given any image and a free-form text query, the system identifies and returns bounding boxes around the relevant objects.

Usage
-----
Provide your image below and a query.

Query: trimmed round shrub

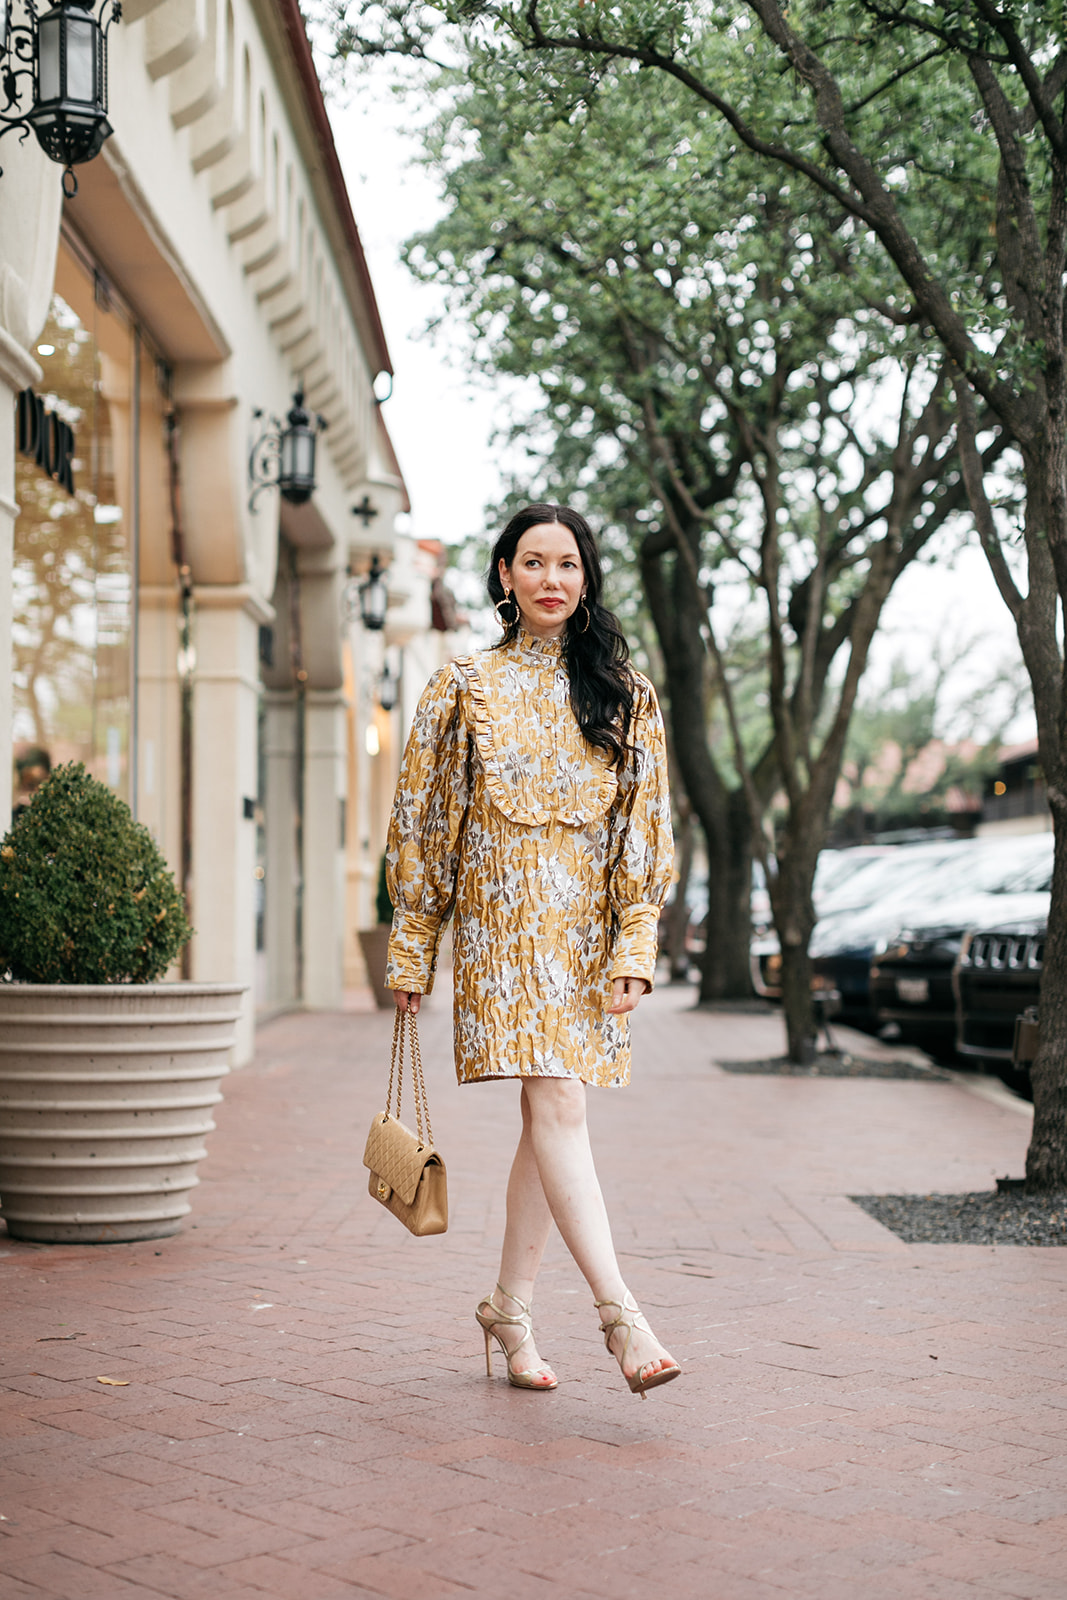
[0,763,192,983]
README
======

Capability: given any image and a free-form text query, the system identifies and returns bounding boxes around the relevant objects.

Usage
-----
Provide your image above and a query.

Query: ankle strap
[594,1290,638,1316]
[493,1282,532,1315]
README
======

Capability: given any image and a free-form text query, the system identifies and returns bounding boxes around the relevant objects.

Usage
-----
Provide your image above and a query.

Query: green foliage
[376,853,394,925]
[0,763,192,984]
[325,0,1063,420]
[321,0,1067,1088]
[400,43,968,778]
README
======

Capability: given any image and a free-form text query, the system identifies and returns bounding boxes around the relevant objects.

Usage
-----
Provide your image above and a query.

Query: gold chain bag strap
[362,1009,448,1235]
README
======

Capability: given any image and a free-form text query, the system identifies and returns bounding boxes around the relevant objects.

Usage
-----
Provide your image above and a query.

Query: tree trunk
[956,409,1065,1185]
[1025,773,1067,1188]
[1000,438,1066,1189]
[642,534,753,999]
[663,799,695,982]
[767,841,820,1064]
[699,786,753,1002]
[778,935,818,1066]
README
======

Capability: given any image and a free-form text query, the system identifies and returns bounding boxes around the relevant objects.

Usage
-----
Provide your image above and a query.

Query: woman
[386,504,679,1398]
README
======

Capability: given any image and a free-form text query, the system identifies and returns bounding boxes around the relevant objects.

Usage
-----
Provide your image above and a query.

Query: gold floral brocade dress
[384,630,674,1087]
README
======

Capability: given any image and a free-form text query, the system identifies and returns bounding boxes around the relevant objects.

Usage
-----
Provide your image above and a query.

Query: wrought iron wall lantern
[358,554,388,631]
[248,388,327,512]
[342,553,388,631]
[0,0,120,198]
[378,659,398,712]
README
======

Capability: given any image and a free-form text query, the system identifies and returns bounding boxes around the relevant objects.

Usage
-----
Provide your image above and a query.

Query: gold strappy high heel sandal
[475,1283,558,1391]
[595,1290,681,1399]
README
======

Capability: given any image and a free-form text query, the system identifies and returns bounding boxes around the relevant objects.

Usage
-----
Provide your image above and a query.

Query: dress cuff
[385,909,443,995]
[610,903,662,992]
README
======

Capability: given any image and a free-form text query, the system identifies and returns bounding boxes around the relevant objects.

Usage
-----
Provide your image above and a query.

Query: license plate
[896,977,929,1004]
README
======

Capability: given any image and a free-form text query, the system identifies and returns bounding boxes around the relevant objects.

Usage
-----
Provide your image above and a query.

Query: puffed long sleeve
[385,664,470,995]
[608,677,675,989]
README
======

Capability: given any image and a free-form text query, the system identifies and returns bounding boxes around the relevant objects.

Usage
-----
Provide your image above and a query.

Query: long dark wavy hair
[488,504,635,767]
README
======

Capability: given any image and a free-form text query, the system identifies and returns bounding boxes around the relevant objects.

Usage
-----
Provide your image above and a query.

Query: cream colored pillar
[302,690,347,1009]
[262,688,299,1007]
[349,613,380,932]
[189,588,264,1063]
[135,585,183,870]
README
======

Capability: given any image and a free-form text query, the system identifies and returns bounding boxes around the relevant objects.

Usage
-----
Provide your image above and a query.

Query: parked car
[870,834,1053,1053]
[808,845,897,908]
[807,843,980,1025]
[678,862,779,968]
[954,913,1044,1094]
[752,839,970,1001]
[810,834,1052,1031]
[750,859,771,936]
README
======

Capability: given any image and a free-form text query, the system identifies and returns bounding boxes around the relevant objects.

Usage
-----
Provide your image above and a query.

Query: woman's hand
[393,991,422,1014]
[606,976,650,1015]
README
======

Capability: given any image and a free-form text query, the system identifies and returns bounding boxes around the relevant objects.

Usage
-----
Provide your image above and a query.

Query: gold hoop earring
[495,590,517,628]
[574,596,591,634]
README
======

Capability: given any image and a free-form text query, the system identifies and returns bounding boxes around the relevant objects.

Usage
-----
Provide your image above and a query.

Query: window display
[13,239,135,803]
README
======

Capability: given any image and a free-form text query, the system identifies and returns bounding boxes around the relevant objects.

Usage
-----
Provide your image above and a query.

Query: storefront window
[12,241,135,809]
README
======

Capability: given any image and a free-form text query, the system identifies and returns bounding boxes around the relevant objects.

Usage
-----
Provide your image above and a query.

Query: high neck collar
[512,626,563,660]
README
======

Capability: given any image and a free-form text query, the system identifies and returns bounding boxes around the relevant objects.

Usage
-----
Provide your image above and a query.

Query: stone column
[189,587,266,1064]
[135,585,183,869]
[348,611,380,934]
[262,688,299,1007]
[302,689,347,1009]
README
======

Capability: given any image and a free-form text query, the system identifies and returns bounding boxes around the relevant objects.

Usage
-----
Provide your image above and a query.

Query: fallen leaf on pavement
[96,1376,129,1386]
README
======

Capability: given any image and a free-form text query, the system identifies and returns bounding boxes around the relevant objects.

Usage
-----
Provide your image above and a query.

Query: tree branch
[953,375,1024,620]
[518,0,880,222]
[971,0,1067,160]
[844,45,950,117]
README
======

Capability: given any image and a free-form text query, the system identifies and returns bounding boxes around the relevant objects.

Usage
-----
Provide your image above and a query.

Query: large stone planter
[0,983,244,1244]
[358,927,396,1011]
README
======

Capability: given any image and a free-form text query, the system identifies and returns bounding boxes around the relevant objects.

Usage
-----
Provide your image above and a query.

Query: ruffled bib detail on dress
[454,643,618,827]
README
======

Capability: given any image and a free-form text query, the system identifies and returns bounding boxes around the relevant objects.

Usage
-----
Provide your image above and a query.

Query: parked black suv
[869,834,1052,1054]
[954,916,1044,1089]
[870,925,974,1054]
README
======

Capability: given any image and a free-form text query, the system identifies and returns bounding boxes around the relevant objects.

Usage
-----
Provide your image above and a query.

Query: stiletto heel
[475,1283,558,1390]
[595,1291,681,1398]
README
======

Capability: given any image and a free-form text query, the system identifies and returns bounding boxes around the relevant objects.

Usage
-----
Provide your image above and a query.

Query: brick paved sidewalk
[2,981,1065,1600]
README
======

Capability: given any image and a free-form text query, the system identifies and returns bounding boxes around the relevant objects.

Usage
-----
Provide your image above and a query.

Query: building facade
[0,0,420,1060]
[979,739,1051,836]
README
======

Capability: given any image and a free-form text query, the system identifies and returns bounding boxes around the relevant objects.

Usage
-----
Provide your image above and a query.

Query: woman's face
[499,522,585,640]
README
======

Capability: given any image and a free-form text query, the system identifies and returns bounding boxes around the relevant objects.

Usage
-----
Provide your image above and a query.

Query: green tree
[327,0,1067,1179]
[370,45,986,1050]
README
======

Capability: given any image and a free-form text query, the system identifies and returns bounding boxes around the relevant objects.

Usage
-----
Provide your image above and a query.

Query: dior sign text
[17,387,75,494]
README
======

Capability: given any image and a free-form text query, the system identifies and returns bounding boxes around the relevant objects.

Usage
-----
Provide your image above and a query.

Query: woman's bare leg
[498,1088,554,1298]
[484,1090,556,1378]
[496,1077,676,1385]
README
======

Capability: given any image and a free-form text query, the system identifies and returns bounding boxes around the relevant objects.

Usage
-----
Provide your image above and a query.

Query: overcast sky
[329,68,505,547]
[327,68,1036,745]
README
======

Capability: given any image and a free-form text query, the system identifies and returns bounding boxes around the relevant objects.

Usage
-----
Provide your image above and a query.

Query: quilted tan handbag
[363,1009,448,1235]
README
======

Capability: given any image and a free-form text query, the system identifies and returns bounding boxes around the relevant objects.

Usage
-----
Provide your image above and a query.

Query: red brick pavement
[1,980,1065,1600]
